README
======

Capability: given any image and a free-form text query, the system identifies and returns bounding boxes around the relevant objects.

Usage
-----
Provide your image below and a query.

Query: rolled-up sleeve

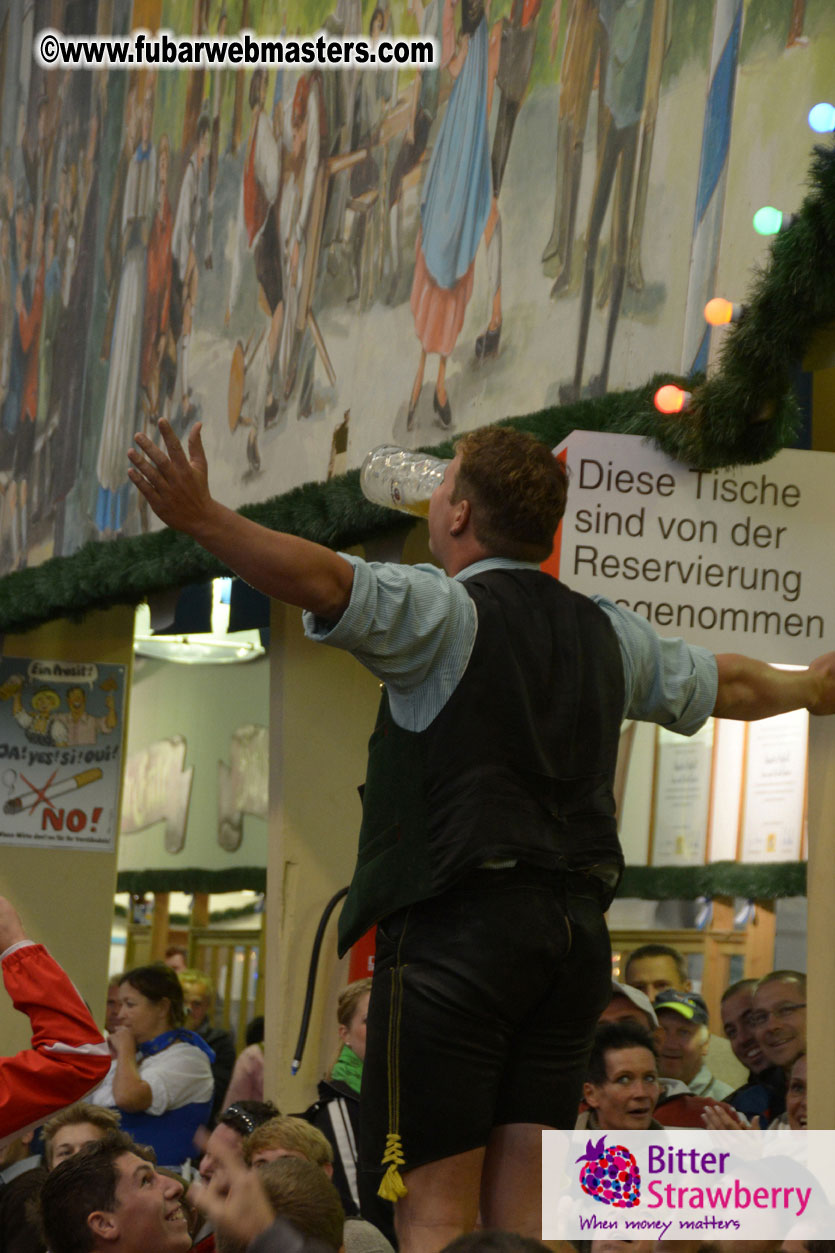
[304,555,473,686]
[593,596,718,736]
[303,555,477,730]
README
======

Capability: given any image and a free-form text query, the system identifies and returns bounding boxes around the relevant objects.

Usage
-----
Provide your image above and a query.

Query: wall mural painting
[0,0,832,577]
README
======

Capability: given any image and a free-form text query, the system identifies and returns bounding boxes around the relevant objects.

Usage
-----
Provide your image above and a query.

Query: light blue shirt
[304,555,718,735]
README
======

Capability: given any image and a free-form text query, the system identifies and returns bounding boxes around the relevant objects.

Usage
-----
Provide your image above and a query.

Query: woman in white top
[90,964,214,1166]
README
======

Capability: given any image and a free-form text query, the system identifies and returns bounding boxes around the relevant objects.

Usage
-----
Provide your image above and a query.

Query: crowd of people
[0,891,819,1253]
[0,896,397,1252]
[579,943,807,1137]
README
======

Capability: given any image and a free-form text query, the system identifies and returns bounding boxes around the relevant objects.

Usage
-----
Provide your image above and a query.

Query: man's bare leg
[480,1123,551,1240]
[395,1146,485,1253]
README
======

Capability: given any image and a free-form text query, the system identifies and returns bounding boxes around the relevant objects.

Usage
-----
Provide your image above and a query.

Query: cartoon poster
[0,658,127,852]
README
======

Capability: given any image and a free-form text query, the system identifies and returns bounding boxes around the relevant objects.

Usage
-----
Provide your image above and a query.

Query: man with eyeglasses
[723,978,787,1126]
[750,971,806,1073]
[744,970,807,1126]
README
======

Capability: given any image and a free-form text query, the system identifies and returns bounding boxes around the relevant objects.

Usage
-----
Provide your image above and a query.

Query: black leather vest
[337,568,626,954]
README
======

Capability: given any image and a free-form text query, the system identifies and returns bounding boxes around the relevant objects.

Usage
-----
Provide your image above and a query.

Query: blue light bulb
[753,206,783,236]
[808,102,835,133]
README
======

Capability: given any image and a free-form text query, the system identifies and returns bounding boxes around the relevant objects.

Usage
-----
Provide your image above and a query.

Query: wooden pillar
[743,899,776,977]
[191,892,210,927]
[150,891,170,960]
[806,715,835,1129]
[701,896,735,1028]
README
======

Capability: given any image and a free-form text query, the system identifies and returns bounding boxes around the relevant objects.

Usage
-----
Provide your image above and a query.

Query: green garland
[117,866,267,895]
[618,860,806,901]
[0,145,831,637]
[113,899,263,925]
[115,860,804,901]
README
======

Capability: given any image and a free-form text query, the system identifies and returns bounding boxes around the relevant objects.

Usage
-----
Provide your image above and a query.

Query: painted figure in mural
[95,84,156,536]
[14,201,45,568]
[100,82,139,362]
[559,0,656,404]
[22,94,54,241]
[205,3,230,271]
[407,0,496,431]
[270,12,288,149]
[386,0,443,302]
[227,68,283,473]
[474,0,542,361]
[0,214,12,423]
[278,72,327,419]
[595,0,667,306]
[139,135,174,432]
[171,112,210,423]
[345,8,393,305]
[541,0,600,289]
[32,203,61,524]
[0,199,29,564]
[49,103,101,522]
[182,0,211,153]
[326,0,363,246]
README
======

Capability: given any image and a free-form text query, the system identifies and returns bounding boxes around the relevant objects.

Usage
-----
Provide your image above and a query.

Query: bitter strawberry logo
[576,1136,641,1208]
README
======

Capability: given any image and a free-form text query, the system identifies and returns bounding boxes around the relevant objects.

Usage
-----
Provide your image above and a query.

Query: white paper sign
[550,432,835,664]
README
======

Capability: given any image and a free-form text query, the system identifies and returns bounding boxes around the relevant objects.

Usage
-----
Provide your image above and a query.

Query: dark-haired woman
[89,964,214,1167]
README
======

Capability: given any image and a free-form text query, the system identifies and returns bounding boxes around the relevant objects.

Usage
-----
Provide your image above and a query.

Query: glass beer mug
[360,446,450,518]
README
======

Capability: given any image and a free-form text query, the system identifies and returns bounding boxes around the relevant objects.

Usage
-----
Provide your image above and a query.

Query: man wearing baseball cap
[654,990,733,1102]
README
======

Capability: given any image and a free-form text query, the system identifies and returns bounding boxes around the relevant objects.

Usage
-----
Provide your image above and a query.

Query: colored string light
[808,102,835,133]
[654,385,692,415]
[753,206,796,236]
[704,298,744,326]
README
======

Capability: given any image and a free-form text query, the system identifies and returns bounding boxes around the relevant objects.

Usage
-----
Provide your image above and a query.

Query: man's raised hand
[187,1134,275,1244]
[128,418,213,537]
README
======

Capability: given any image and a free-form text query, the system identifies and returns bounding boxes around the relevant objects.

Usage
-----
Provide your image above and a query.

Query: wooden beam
[149,892,170,961]
[701,896,735,1027]
[807,717,835,1129]
[191,893,210,928]
[745,899,776,977]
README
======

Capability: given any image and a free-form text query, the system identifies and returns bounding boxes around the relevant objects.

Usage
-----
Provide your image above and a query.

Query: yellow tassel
[378,1132,408,1201]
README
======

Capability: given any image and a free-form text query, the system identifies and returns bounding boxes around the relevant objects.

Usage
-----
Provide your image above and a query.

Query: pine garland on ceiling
[114,861,806,902]
[0,144,832,637]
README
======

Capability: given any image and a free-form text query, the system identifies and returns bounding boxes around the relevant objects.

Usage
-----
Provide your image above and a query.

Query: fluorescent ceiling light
[133,601,265,664]
[133,630,265,664]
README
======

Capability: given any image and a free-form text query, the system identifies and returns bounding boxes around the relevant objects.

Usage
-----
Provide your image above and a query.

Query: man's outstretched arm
[128,419,355,621]
[713,652,835,721]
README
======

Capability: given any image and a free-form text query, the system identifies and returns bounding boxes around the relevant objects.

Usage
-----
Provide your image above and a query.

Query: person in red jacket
[0,895,111,1146]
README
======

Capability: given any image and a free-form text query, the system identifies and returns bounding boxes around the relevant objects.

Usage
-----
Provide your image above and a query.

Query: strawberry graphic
[576,1135,641,1208]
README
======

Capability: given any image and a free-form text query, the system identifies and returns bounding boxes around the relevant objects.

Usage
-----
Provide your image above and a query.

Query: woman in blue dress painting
[407,0,499,429]
[88,964,214,1168]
